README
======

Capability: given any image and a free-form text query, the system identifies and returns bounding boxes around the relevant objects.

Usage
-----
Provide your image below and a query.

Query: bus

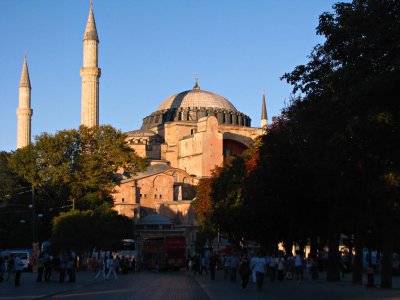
[117,239,137,259]
[143,236,186,270]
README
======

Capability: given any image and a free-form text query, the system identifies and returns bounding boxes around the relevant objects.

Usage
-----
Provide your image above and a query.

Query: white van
[1,249,33,271]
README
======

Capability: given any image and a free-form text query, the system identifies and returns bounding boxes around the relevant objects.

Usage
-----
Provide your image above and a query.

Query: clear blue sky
[0,0,344,152]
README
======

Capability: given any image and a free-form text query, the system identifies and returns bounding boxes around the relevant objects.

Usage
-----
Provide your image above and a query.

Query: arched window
[172,173,178,183]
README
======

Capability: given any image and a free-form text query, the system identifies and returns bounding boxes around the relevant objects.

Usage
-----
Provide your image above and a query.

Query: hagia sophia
[16,1,268,251]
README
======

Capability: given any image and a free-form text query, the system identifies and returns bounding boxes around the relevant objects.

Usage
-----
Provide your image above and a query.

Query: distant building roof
[140,214,172,225]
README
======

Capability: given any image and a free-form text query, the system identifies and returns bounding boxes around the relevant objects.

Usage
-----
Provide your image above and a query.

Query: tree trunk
[380,231,393,289]
[327,233,341,281]
[352,234,363,285]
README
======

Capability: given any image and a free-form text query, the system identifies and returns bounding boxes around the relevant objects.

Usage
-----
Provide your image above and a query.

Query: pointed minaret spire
[193,73,200,90]
[16,55,33,149]
[261,90,268,129]
[19,54,31,88]
[84,0,98,42]
[81,0,101,127]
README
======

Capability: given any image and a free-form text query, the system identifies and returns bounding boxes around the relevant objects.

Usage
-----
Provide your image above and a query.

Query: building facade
[16,1,269,253]
[113,79,266,225]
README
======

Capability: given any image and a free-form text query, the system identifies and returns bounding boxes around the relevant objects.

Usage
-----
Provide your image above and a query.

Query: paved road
[1,270,400,300]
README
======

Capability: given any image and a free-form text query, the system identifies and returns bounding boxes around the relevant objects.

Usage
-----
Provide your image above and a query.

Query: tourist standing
[276,252,286,281]
[294,250,304,282]
[269,253,277,282]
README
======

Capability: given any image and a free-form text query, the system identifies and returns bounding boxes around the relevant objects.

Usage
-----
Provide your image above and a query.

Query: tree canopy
[9,125,146,211]
[193,0,400,287]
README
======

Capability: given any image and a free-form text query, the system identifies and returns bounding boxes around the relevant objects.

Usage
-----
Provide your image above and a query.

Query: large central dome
[140,80,252,129]
[156,83,237,112]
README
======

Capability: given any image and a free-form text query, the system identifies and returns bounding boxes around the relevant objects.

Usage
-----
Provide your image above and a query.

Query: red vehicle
[143,236,186,270]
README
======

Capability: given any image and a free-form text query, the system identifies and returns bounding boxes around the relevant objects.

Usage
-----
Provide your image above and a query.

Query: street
[1,270,400,300]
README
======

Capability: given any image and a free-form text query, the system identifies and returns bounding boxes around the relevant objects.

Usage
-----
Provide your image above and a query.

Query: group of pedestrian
[93,253,137,280]
[202,249,315,291]
[0,254,27,287]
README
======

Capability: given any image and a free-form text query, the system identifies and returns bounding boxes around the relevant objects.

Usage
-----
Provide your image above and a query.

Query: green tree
[51,206,133,253]
[0,151,33,248]
[9,125,146,211]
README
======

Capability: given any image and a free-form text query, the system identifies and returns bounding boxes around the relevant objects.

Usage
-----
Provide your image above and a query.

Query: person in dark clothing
[36,252,45,282]
[209,253,218,280]
[239,256,251,290]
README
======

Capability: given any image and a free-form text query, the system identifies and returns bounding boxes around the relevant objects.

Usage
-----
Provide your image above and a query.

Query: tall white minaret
[261,91,268,130]
[16,55,33,149]
[80,0,101,127]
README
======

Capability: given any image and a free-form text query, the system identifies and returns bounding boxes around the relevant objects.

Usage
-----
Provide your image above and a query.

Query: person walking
[44,252,53,282]
[209,253,218,280]
[223,255,230,279]
[229,253,239,282]
[94,257,106,280]
[14,255,24,287]
[200,255,208,275]
[269,253,277,282]
[36,252,45,282]
[106,254,118,279]
[253,252,267,289]
[239,255,251,290]
[6,254,14,281]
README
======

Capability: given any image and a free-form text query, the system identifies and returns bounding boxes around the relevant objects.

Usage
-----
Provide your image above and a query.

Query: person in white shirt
[14,255,24,286]
[106,254,118,279]
[252,252,266,289]
[294,250,304,281]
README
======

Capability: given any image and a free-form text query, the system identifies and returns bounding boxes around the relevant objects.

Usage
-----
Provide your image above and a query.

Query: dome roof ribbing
[156,86,237,112]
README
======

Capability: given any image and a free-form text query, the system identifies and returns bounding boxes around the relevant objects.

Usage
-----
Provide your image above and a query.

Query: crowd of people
[1,246,319,291]
[186,250,318,290]
[0,249,77,287]
[90,252,140,280]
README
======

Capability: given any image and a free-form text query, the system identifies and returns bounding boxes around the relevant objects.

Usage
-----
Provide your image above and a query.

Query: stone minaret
[80,0,101,127]
[16,55,33,149]
[261,91,268,129]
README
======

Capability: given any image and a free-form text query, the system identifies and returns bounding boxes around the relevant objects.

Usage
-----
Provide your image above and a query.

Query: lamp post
[31,186,37,244]
[31,185,40,272]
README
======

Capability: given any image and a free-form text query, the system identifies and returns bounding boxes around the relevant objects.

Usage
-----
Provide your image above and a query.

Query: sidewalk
[0,271,97,300]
